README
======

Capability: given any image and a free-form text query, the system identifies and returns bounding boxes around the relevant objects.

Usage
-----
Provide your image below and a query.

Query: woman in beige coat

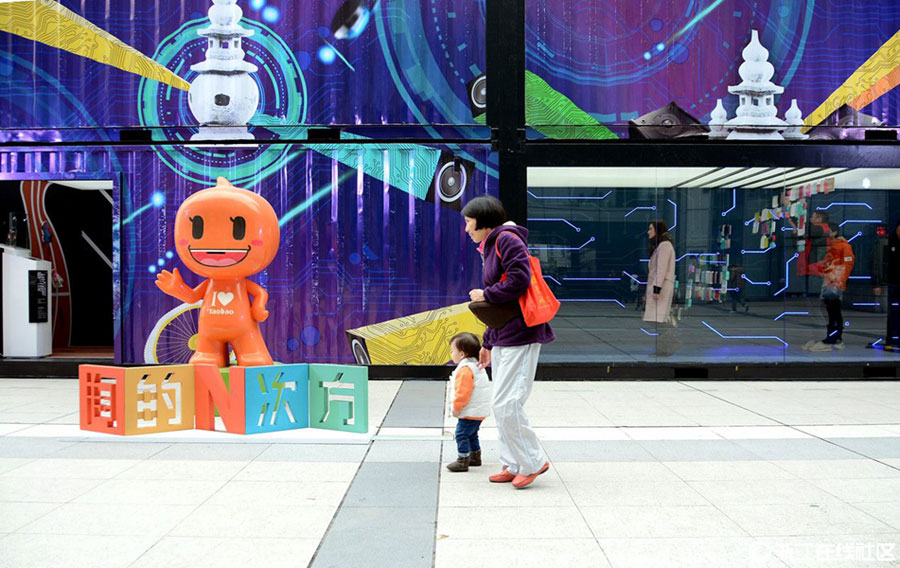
[643,220,678,354]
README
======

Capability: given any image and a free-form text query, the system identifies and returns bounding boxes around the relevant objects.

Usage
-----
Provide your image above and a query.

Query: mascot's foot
[190,352,227,367]
[235,353,274,367]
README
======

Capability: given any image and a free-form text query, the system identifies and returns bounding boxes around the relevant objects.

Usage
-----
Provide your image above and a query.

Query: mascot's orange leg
[231,329,273,367]
[190,335,229,367]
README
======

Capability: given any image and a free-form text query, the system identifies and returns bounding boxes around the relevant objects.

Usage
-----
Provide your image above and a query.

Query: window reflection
[527,167,897,363]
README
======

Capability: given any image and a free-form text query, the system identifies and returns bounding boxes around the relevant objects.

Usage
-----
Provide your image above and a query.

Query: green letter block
[309,364,368,433]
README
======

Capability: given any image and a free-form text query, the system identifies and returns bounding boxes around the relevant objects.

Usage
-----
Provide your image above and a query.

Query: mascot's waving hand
[156,177,279,367]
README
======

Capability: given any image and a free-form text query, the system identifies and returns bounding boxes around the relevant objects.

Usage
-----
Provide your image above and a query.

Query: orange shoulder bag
[496,234,560,327]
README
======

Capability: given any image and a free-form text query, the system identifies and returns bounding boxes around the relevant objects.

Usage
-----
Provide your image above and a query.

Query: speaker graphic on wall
[628,102,709,140]
[348,336,371,365]
[331,0,370,40]
[426,151,474,211]
[466,74,486,119]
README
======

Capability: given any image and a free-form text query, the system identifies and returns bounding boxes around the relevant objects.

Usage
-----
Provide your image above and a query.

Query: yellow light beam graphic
[803,28,900,131]
[0,0,190,91]
[850,62,900,111]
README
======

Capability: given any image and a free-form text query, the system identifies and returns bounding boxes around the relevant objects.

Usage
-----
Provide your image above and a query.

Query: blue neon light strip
[816,202,873,211]
[622,271,646,285]
[624,205,657,218]
[741,245,776,254]
[527,218,582,232]
[122,202,152,225]
[773,253,799,296]
[558,299,626,308]
[701,320,788,347]
[640,327,659,336]
[773,311,809,321]
[564,277,621,281]
[543,275,562,286]
[672,0,726,41]
[529,236,595,251]
[279,169,356,226]
[667,199,678,230]
[675,253,718,262]
[721,189,736,217]
[847,231,863,243]
[527,190,612,200]
[322,39,356,71]
[852,302,881,306]
[742,274,771,286]
[839,219,882,227]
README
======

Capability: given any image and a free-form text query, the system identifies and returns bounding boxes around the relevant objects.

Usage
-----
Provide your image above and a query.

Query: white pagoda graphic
[188,0,259,140]
[709,30,807,140]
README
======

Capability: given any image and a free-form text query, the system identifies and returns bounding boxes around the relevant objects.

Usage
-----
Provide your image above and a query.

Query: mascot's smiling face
[174,177,279,278]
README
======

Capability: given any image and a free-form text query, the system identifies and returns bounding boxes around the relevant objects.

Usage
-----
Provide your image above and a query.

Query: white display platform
[1,244,52,357]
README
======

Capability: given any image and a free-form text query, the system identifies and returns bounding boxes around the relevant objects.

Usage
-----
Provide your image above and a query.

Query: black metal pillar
[486,0,527,225]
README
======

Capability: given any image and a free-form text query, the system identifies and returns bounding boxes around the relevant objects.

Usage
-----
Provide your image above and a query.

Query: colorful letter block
[309,364,368,433]
[194,364,245,434]
[242,364,309,434]
[195,364,311,435]
[79,364,195,435]
[80,362,367,436]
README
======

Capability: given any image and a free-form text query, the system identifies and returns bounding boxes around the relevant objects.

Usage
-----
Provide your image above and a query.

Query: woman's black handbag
[468,300,521,329]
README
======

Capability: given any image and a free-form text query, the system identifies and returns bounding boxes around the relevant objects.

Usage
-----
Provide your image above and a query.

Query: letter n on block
[194,365,245,434]
[309,364,368,434]
[244,364,309,434]
[79,364,195,436]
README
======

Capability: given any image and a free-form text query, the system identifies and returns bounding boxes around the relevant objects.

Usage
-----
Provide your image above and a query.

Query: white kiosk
[1,244,52,357]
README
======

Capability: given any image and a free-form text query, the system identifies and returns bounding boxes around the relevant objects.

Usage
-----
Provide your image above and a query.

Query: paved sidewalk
[0,379,899,567]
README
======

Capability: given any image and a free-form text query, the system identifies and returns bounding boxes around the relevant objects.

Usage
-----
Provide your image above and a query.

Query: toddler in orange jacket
[445,332,492,472]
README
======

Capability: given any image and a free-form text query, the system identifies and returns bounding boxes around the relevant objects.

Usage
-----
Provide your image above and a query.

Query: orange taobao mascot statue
[156,177,279,367]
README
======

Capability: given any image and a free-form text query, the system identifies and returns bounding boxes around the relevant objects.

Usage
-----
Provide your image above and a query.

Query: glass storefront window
[527,167,898,363]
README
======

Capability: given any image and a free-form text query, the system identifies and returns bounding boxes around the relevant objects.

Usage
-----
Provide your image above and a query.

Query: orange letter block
[194,364,246,434]
[79,364,195,435]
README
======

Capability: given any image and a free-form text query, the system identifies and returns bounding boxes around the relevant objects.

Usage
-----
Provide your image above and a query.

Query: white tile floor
[0,378,898,567]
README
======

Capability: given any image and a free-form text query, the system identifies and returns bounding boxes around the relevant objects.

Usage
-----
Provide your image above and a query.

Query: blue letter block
[309,364,368,433]
[243,364,309,434]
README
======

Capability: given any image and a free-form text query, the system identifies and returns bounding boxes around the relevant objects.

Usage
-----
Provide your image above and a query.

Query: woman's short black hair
[450,332,481,359]
[461,196,506,230]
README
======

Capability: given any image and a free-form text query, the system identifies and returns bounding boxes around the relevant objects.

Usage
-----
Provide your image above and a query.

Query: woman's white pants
[492,343,546,476]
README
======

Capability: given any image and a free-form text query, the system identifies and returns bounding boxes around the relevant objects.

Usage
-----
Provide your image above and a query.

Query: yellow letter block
[80,364,195,435]
[122,365,195,435]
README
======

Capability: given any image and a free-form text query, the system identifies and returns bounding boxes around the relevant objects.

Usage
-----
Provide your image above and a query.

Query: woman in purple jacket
[461,196,555,489]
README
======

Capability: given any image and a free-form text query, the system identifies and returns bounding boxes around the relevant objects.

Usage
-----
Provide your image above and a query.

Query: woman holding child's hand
[460,196,555,489]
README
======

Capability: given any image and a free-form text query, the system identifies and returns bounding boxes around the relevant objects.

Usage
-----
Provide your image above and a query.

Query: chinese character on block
[309,364,368,434]
[79,365,195,435]
[242,364,309,434]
